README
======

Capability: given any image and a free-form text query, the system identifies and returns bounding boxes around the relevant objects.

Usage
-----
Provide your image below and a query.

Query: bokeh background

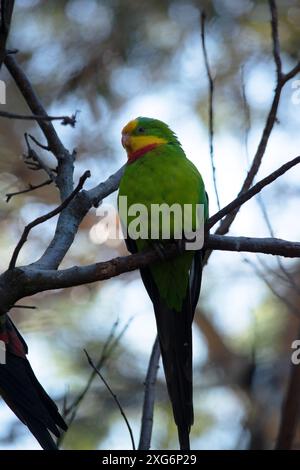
[0,0,300,450]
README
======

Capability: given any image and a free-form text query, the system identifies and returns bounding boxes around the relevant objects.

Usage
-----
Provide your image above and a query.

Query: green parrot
[118,117,208,450]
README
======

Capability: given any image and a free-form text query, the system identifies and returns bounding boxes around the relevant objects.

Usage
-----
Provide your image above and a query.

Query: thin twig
[244,258,300,318]
[57,318,130,447]
[257,194,300,296]
[200,11,220,210]
[207,155,300,230]
[4,55,75,200]
[211,0,300,243]
[27,133,50,151]
[24,133,56,181]
[8,170,90,270]
[60,317,132,436]
[6,179,52,202]
[269,0,282,80]
[139,336,160,450]
[4,55,70,157]
[0,109,77,126]
[84,349,136,451]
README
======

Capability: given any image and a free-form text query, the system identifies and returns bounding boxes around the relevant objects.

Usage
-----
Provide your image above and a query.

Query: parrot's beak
[121,133,131,151]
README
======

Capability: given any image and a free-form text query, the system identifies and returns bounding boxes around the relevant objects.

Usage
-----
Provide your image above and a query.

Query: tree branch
[0,109,77,126]
[8,170,90,269]
[5,178,52,202]
[269,0,282,80]
[200,11,220,210]
[4,55,74,199]
[139,336,160,450]
[34,165,125,270]
[5,235,299,306]
[84,349,136,451]
[207,155,300,230]
[213,0,300,240]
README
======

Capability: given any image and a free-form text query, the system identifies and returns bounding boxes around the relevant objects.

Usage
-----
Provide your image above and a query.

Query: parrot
[0,314,67,449]
[118,117,208,450]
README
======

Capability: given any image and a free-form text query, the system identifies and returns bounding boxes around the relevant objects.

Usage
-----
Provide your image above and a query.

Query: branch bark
[212,0,300,242]
[4,55,74,199]
[139,336,160,450]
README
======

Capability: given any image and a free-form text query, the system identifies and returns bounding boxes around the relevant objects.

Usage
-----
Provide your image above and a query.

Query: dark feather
[0,322,67,450]
[126,236,203,450]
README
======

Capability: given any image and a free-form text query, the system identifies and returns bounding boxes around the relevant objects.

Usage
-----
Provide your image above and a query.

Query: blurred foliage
[0,0,300,450]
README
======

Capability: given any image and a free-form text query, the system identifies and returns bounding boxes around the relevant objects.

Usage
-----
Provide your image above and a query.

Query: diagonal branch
[35,165,125,270]
[6,178,52,202]
[4,55,74,199]
[84,349,136,451]
[207,155,300,230]
[213,0,300,241]
[24,132,56,181]
[9,170,90,270]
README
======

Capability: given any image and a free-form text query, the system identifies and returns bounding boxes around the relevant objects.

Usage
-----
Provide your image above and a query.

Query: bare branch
[4,56,68,157]
[200,11,220,210]
[257,195,300,296]
[207,235,300,258]
[84,349,136,451]
[87,165,125,208]
[139,336,160,450]
[27,133,50,151]
[208,155,300,230]
[11,235,300,298]
[9,170,90,270]
[269,0,282,80]
[282,62,300,84]
[213,2,300,240]
[244,258,300,318]
[24,132,56,181]
[6,178,52,202]
[60,317,132,442]
[4,55,74,199]
[0,109,77,126]
[35,165,125,270]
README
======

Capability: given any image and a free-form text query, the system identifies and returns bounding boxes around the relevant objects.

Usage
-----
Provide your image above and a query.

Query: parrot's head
[121,117,180,163]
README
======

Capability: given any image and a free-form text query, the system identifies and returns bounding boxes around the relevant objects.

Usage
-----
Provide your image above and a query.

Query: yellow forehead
[122,119,138,134]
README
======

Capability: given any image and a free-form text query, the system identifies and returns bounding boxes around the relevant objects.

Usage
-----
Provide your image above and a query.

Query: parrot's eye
[137,126,145,134]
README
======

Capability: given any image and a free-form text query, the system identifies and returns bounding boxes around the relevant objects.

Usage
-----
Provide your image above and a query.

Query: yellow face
[121,119,167,158]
